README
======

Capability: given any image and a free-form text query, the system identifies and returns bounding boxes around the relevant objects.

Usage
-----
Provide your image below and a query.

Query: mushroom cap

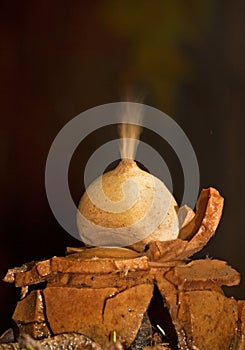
[77,159,179,251]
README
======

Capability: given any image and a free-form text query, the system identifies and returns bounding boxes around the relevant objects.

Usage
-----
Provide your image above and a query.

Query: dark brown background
[0,0,245,334]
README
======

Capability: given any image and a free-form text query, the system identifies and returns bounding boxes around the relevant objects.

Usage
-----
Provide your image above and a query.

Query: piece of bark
[177,290,238,350]
[147,239,188,262]
[148,261,183,268]
[12,290,51,340]
[4,260,51,288]
[44,284,152,344]
[153,269,179,322]
[165,259,240,290]
[103,284,153,348]
[43,286,117,343]
[66,247,140,259]
[155,268,240,349]
[50,256,149,274]
[13,290,45,324]
[43,284,153,347]
[236,300,245,350]
[3,263,34,284]
[178,187,224,259]
[48,270,153,290]
[148,188,224,261]
[178,187,224,241]
[4,255,150,288]
[35,260,51,277]
[14,267,43,288]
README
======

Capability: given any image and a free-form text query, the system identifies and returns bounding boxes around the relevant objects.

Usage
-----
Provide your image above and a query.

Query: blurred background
[1,0,245,335]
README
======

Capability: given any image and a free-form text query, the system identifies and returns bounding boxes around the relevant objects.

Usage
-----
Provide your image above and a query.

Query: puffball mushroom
[77,158,179,252]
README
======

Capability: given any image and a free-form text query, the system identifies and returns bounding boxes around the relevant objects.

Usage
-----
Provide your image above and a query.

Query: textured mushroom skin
[77,159,179,250]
